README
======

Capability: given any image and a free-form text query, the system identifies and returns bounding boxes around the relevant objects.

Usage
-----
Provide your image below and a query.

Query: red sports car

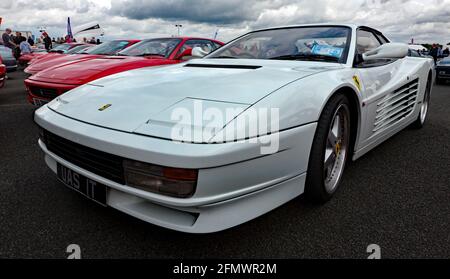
[19,43,86,66]
[0,57,6,88]
[25,44,93,66]
[24,40,139,75]
[25,37,223,106]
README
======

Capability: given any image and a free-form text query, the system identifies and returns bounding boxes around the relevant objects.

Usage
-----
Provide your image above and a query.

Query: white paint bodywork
[34,24,435,233]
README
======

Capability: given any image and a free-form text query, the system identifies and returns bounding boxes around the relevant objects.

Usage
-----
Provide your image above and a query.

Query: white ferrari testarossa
[35,24,435,233]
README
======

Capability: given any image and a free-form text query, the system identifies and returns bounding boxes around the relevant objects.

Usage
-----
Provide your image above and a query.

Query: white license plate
[57,163,108,206]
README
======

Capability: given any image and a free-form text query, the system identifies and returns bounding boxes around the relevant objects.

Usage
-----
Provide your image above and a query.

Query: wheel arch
[322,85,362,160]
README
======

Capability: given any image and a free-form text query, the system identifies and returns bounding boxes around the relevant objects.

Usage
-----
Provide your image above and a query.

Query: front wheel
[305,93,351,203]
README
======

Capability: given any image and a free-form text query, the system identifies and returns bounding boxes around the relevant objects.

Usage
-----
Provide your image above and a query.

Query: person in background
[20,39,32,54]
[89,37,96,44]
[12,32,25,60]
[96,38,101,45]
[27,36,34,46]
[437,45,443,58]
[2,28,16,50]
[13,32,21,45]
[42,32,52,51]
[443,47,450,57]
[429,44,438,65]
[82,37,87,43]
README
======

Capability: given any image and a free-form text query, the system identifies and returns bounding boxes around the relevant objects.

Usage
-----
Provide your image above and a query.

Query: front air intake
[184,64,261,69]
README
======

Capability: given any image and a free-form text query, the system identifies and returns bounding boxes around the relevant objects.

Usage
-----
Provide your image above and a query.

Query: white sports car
[35,24,434,233]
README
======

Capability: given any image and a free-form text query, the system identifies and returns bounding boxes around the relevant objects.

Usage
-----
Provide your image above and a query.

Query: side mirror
[175,48,192,60]
[192,46,210,58]
[363,43,409,61]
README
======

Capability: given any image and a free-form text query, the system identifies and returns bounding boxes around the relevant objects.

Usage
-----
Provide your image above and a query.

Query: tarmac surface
[0,70,449,258]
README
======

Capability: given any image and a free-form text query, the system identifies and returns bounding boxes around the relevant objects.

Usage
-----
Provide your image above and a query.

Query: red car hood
[29,56,177,85]
[26,54,101,72]
[20,52,47,62]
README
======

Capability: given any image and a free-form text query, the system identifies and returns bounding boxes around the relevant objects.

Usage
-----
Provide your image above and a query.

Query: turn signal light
[123,160,198,198]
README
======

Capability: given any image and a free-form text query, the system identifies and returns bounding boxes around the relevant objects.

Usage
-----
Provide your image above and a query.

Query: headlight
[123,160,198,198]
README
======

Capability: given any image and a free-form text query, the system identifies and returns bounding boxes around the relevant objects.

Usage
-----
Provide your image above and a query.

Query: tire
[411,77,431,129]
[305,93,351,203]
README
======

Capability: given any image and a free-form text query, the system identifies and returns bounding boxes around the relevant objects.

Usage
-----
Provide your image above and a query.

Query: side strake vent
[184,64,261,69]
[373,78,419,133]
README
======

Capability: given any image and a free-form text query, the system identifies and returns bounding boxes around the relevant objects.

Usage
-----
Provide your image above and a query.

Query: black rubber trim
[184,64,261,69]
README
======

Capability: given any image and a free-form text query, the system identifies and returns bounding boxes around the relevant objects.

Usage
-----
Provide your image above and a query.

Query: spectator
[429,44,438,65]
[1,28,16,50]
[89,37,96,44]
[12,32,25,60]
[20,39,32,54]
[27,36,34,46]
[96,38,101,45]
[82,37,87,43]
[437,45,443,58]
[443,48,450,57]
[42,32,52,51]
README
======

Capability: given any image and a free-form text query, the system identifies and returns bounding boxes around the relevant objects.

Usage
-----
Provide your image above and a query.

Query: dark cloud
[0,0,449,44]
[108,0,290,24]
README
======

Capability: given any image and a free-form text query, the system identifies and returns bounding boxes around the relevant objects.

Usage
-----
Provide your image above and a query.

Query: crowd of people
[2,28,103,60]
[1,28,54,59]
[428,44,450,65]
[50,36,101,45]
[1,28,36,59]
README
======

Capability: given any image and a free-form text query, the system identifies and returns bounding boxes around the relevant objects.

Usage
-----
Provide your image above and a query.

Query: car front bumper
[436,67,450,80]
[24,78,79,105]
[35,105,316,233]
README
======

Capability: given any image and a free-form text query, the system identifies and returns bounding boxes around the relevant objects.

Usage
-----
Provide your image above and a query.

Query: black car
[436,57,450,85]
[0,46,18,72]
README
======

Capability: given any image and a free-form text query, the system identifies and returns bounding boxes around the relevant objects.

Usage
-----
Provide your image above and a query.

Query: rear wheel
[305,93,351,203]
[411,78,431,129]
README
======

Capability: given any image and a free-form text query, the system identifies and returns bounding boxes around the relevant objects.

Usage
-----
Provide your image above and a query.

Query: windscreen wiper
[270,54,339,62]
[137,53,166,57]
[213,56,237,59]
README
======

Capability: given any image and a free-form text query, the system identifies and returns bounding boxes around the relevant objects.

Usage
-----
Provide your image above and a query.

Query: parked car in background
[408,49,430,58]
[24,40,139,75]
[436,57,450,84]
[48,43,88,54]
[0,57,6,88]
[18,47,48,66]
[25,37,223,105]
[19,43,86,65]
[0,45,18,72]
[19,43,86,66]
[34,24,434,233]
[23,44,92,67]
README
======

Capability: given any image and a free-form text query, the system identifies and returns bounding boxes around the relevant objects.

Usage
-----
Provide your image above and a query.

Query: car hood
[30,56,167,84]
[48,59,340,141]
[27,54,100,72]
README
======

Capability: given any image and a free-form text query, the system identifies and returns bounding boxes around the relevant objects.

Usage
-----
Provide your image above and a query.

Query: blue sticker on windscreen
[311,44,344,58]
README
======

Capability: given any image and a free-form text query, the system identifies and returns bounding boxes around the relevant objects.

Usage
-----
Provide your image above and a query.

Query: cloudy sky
[1,0,449,44]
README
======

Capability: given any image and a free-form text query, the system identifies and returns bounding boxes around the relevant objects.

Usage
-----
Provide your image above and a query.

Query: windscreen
[208,26,351,63]
[84,40,131,55]
[118,38,181,58]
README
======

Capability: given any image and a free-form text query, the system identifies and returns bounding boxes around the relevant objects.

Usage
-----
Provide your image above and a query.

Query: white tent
[72,21,104,40]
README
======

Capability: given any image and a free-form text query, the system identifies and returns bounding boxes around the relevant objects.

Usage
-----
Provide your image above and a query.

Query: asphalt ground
[0,70,449,259]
